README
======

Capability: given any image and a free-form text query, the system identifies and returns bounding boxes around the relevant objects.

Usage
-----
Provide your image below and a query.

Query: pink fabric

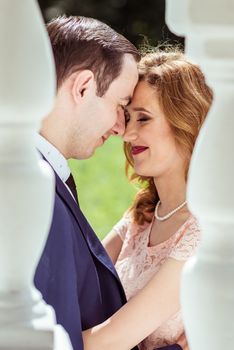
[114,214,201,349]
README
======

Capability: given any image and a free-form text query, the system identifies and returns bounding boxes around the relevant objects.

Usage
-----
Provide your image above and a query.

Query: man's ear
[71,70,95,103]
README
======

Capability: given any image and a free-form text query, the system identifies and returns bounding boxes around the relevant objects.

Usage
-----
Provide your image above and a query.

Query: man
[34,16,183,350]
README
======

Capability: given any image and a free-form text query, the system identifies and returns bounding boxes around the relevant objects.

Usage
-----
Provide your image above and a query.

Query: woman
[83,49,213,350]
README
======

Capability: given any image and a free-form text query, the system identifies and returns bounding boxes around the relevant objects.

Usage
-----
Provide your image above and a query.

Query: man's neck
[36,134,70,182]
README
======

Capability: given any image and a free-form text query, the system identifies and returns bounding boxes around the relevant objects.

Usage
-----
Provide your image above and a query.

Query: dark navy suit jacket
[34,167,181,350]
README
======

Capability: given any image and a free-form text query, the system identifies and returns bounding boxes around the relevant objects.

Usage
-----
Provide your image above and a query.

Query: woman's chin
[134,166,152,178]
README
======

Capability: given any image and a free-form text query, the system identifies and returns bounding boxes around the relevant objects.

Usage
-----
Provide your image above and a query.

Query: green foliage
[69,137,137,240]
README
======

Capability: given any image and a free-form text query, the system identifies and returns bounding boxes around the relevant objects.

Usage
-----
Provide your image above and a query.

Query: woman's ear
[71,70,95,103]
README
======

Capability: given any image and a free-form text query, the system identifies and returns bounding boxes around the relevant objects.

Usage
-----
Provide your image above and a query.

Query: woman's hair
[125,48,213,225]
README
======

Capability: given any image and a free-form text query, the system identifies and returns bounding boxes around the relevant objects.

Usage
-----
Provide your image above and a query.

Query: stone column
[0,1,72,349]
[166,0,234,349]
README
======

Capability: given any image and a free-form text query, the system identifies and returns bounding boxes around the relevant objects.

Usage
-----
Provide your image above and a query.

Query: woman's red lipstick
[131,146,148,155]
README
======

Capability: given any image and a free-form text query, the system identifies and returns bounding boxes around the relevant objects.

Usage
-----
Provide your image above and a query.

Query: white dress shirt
[36,134,76,200]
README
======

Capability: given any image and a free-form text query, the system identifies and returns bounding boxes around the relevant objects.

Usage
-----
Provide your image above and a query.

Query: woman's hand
[177,332,189,350]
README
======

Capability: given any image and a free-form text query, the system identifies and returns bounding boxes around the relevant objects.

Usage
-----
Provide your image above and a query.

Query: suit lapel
[55,172,122,281]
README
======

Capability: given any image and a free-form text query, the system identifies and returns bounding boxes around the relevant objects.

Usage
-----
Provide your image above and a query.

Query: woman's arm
[83,257,184,350]
[102,229,123,264]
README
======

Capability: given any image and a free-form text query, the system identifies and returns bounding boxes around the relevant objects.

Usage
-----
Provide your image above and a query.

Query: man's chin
[84,146,98,159]
[72,149,95,160]
[74,139,104,160]
[96,137,105,148]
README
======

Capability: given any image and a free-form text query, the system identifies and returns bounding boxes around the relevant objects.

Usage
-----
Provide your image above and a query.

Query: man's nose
[110,107,125,136]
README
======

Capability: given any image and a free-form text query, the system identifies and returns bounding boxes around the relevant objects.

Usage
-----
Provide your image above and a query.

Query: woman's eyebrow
[132,107,152,114]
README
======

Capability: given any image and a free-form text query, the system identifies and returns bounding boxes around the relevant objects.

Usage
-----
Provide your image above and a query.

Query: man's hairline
[56,52,138,96]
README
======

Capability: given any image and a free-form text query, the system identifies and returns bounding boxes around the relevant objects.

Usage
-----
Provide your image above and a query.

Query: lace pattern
[114,215,201,349]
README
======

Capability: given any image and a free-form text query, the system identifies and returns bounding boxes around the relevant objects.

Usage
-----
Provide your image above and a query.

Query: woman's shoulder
[111,211,134,241]
[169,214,201,261]
[183,214,201,237]
[175,214,200,238]
[112,211,149,242]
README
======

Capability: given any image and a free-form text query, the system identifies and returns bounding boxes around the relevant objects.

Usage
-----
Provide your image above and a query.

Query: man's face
[70,54,138,159]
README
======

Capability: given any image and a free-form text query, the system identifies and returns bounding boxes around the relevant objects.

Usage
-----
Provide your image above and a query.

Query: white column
[0,1,72,349]
[166,0,234,349]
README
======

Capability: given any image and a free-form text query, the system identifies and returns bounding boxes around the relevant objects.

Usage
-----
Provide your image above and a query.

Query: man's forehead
[120,95,132,105]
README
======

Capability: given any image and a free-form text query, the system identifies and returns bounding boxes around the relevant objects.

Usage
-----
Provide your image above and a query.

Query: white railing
[166,0,234,349]
[0,1,72,349]
[2,0,233,349]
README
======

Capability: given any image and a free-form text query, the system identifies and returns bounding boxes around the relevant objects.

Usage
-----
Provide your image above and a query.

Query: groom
[34,15,182,350]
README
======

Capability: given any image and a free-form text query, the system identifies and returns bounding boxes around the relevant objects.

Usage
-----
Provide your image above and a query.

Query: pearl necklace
[155,200,187,221]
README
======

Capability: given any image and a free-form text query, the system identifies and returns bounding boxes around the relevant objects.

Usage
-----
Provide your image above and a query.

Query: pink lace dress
[114,214,201,350]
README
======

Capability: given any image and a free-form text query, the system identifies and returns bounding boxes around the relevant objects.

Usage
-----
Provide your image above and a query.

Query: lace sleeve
[112,214,132,242]
[169,217,201,261]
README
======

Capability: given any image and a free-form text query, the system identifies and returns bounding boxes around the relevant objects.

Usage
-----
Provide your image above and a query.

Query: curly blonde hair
[124,49,213,225]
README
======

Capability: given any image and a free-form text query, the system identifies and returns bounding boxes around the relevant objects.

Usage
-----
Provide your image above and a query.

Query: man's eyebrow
[121,96,132,105]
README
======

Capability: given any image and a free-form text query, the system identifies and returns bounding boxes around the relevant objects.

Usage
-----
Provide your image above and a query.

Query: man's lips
[99,136,107,144]
[131,146,148,155]
[102,136,108,144]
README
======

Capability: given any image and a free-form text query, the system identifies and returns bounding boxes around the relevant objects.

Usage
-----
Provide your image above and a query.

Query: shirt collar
[36,134,70,183]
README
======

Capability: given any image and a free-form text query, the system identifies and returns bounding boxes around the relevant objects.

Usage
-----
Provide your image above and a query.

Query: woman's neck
[153,171,187,214]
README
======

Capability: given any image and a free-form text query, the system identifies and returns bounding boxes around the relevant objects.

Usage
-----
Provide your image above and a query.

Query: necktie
[65,174,78,202]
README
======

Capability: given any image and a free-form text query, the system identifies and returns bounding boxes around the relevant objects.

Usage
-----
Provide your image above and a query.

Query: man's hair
[47,16,140,96]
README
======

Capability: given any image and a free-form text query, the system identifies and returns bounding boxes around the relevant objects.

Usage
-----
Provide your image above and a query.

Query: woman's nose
[123,122,138,142]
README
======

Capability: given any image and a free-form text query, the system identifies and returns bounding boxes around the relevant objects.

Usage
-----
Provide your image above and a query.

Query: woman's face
[124,81,186,179]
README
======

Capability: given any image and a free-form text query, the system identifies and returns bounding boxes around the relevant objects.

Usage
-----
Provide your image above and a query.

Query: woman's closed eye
[137,114,151,122]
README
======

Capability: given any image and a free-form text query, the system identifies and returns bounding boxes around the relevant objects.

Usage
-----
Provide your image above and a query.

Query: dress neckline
[145,214,194,249]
